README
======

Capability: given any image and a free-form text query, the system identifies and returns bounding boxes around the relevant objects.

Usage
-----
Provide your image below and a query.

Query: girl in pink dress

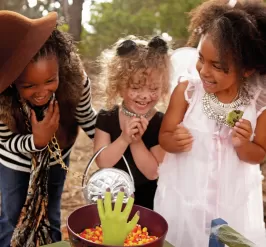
[154,0,266,246]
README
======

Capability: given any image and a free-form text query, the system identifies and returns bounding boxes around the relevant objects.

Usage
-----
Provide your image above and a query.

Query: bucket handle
[82,146,135,187]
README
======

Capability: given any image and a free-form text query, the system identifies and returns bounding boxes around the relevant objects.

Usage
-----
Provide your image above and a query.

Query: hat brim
[0,12,57,93]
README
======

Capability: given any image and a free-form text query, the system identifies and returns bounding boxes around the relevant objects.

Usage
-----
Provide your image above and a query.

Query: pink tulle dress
[154,48,266,247]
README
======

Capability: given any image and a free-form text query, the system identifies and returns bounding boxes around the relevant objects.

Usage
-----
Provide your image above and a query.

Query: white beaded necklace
[202,87,250,127]
[121,102,153,118]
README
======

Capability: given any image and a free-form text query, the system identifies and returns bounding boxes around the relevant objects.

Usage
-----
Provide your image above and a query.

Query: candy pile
[79,224,158,246]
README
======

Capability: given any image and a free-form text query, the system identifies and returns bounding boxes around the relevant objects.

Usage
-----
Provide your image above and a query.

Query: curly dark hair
[33,23,76,63]
[31,23,84,101]
[187,0,266,76]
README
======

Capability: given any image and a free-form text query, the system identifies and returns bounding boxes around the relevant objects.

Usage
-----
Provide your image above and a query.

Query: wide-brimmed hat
[0,11,57,93]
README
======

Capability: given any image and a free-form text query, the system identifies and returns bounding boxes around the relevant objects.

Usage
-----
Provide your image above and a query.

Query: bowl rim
[66,203,169,247]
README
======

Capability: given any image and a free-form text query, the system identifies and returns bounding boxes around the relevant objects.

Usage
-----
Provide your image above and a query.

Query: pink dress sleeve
[249,74,266,117]
[182,78,199,104]
[255,87,266,117]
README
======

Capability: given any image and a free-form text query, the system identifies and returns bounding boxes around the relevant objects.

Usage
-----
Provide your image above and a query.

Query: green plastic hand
[97,188,140,246]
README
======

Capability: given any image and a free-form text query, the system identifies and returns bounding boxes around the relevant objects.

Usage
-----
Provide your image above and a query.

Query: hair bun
[148,36,168,53]
[116,40,137,56]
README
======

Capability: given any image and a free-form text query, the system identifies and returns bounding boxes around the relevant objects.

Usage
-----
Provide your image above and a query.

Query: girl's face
[15,54,59,106]
[196,33,240,96]
[121,68,164,115]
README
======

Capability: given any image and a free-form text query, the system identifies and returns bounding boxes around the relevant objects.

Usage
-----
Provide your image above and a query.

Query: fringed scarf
[10,98,58,247]
[11,149,53,247]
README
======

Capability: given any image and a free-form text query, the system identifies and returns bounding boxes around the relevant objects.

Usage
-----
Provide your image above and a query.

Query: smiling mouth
[32,96,49,105]
[202,78,217,85]
[135,101,151,106]
[34,96,46,101]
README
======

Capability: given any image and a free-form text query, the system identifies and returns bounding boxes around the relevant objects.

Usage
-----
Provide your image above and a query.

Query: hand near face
[232,119,253,147]
[31,99,60,149]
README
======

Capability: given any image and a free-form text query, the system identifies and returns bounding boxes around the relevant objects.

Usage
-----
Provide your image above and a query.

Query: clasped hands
[120,116,148,144]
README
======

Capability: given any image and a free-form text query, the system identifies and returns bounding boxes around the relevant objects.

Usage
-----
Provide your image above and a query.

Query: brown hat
[0,11,57,93]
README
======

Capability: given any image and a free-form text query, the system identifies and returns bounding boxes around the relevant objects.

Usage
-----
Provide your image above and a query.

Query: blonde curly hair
[98,35,171,109]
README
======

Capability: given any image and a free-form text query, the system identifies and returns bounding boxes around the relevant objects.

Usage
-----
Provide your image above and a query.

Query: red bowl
[67,204,168,247]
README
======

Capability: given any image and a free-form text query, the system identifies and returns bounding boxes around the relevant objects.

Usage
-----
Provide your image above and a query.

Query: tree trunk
[0,0,5,9]
[62,0,69,22]
[68,0,84,41]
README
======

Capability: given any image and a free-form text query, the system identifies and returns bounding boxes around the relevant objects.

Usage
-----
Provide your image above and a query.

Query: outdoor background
[0,0,265,233]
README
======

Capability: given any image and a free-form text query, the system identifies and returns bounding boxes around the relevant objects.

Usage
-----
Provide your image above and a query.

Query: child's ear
[243,69,255,78]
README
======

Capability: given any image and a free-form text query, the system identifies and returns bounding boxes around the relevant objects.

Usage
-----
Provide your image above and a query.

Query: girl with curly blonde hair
[94,36,170,209]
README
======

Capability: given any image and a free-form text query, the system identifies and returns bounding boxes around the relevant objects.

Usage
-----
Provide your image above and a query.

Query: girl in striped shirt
[0,12,96,246]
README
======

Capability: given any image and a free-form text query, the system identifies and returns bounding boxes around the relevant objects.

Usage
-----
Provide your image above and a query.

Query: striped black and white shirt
[0,77,96,172]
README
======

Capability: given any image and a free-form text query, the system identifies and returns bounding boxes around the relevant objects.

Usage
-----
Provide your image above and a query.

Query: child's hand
[232,119,253,147]
[132,116,148,143]
[120,117,141,144]
[31,100,60,149]
[173,125,193,152]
